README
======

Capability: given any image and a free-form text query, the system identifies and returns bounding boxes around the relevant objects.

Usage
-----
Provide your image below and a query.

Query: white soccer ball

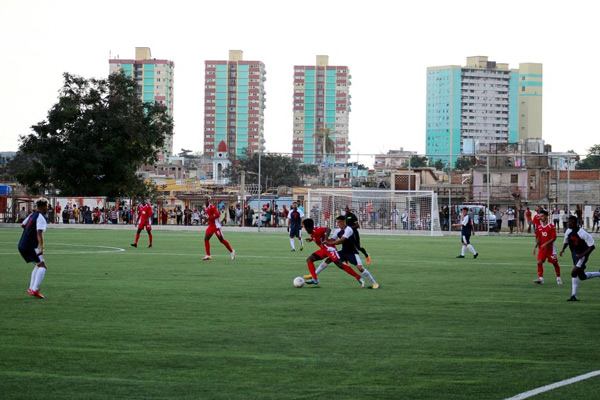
[293,276,305,288]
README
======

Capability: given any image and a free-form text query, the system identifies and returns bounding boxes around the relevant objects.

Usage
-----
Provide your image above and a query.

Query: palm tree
[314,124,336,185]
[314,125,335,164]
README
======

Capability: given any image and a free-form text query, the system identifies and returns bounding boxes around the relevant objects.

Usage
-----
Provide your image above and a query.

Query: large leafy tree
[16,72,173,197]
[576,145,600,170]
[224,151,303,188]
[404,155,428,168]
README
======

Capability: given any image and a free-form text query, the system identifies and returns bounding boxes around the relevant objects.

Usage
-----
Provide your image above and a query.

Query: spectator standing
[494,206,504,232]
[506,207,516,234]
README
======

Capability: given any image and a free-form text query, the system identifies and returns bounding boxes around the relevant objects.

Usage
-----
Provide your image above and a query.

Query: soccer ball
[293,276,305,288]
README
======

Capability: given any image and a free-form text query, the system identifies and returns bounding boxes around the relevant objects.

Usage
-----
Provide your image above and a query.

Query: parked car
[456,204,497,231]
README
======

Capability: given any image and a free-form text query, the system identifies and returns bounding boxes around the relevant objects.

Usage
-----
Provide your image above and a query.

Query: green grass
[1,227,600,399]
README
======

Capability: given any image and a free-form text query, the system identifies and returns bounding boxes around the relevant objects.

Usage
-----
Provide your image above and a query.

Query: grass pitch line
[505,370,600,399]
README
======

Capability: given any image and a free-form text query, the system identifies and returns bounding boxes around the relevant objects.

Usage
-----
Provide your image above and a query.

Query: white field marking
[505,370,600,400]
[0,242,125,255]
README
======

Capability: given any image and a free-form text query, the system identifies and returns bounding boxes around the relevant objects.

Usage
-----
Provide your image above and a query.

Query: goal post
[306,189,442,236]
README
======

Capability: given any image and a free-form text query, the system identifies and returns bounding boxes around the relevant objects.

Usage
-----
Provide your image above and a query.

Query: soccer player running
[301,218,364,286]
[344,205,371,264]
[201,197,235,261]
[131,199,153,248]
[18,198,49,299]
[560,215,599,301]
[288,202,304,252]
[532,209,562,285]
[453,207,479,259]
[305,215,379,288]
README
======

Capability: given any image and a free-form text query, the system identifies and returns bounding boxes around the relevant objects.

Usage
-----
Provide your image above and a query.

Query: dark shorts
[572,254,589,269]
[19,247,41,264]
[289,226,301,238]
[461,234,471,245]
[338,250,361,266]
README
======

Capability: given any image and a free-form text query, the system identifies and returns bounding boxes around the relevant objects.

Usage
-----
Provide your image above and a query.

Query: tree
[454,156,474,171]
[224,151,303,188]
[429,159,445,170]
[576,145,600,170]
[405,155,428,168]
[16,72,173,198]
[314,125,336,164]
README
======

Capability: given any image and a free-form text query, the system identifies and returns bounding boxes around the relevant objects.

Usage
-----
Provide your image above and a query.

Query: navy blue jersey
[564,227,594,254]
[18,211,46,250]
[461,214,473,236]
[288,209,304,229]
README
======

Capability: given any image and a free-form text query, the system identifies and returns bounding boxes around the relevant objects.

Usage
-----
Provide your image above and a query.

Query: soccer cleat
[366,254,371,265]
[567,295,579,302]
[305,278,318,285]
[32,290,45,299]
[27,289,34,296]
[474,253,479,259]
[148,245,152,248]
[290,249,296,252]
[372,283,380,290]
[456,255,465,258]
[359,277,365,288]
[130,243,137,248]
[300,245,304,251]
[231,250,236,260]
[533,278,544,285]
[557,277,563,285]
[201,255,212,261]
[303,274,313,280]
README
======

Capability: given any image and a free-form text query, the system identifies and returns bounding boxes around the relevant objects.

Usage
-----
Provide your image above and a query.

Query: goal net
[306,189,442,236]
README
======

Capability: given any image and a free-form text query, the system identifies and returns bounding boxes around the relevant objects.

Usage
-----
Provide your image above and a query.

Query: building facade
[426,56,542,167]
[292,56,351,165]
[109,47,175,161]
[203,50,267,160]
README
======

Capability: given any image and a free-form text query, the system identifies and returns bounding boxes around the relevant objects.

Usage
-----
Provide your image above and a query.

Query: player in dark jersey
[18,198,49,299]
[453,207,479,259]
[288,202,304,251]
[301,218,363,285]
[344,205,371,264]
[560,215,599,301]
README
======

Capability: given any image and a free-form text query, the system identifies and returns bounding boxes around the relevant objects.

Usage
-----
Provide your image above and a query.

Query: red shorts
[137,220,152,231]
[537,248,557,263]
[313,246,340,262]
[206,225,224,239]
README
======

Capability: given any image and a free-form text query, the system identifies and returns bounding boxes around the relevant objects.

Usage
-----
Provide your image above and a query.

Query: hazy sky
[1,0,597,166]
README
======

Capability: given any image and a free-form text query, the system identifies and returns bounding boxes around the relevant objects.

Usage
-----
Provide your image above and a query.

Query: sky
[1,0,598,167]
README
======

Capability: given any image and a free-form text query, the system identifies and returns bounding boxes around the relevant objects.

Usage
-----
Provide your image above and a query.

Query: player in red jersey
[301,218,363,285]
[131,199,153,248]
[201,197,235,261]
[532,208,541,234]
[532,209,562,285]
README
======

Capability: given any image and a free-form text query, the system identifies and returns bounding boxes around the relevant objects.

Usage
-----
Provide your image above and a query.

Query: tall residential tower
[292,56,351,165]
[203,50,267,159]
[109,47,175,161]
[426,56,542,166]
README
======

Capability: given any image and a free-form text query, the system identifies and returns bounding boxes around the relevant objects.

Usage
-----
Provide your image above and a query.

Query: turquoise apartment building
[426,56,541,167]
[292,56,351,165]
[203,51,266,160]
[109,47,175,162]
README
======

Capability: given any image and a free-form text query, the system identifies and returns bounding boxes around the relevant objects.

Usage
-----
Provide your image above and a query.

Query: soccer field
[1,226,600,399]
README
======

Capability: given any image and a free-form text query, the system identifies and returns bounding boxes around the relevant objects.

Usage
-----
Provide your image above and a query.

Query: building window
[511,174,518,184]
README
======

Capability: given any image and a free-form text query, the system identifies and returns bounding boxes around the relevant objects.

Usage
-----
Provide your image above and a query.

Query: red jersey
[532,214,541,226]
[137,204,152,224]
[537,223,557,246]
[205,204,220,228]
[310,226,329,249]
[525,210,532,221]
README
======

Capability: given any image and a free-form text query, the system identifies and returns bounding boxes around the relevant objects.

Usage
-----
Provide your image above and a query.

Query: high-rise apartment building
[109,47,175,161]
[203,50,267,159]
[292,56,351,165]
[426,56,542,166]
